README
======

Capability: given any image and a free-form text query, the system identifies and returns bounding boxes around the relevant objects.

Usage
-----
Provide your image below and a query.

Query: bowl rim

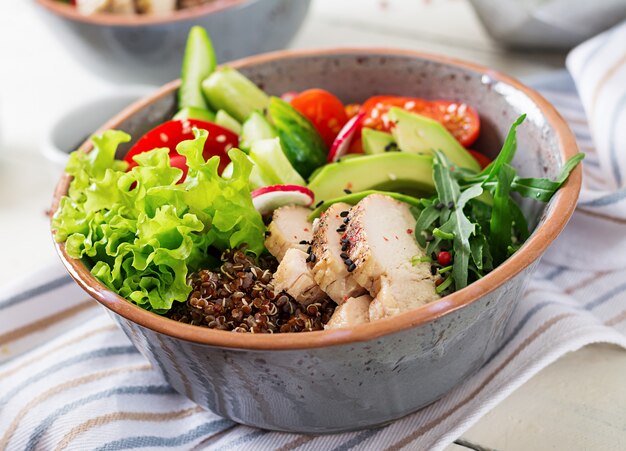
[50,47,582,350]
[35,0,249,27]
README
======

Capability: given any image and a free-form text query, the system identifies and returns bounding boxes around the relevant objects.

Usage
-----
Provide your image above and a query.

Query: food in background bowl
[51,27,583,334]
[62,0,224,16]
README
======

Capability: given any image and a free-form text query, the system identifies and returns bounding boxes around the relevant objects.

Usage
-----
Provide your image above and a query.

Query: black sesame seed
[343,217,350,224]
[340,252,349,259]
[339,211,349,217]
[336,226,346,233]
[341,244,349,251]
[343,189,352,194]
[315,200,324,208]
[299,240,309,245]
[264,231,271,237]
[309,253,316,263]
[431,252,438,260]
[448,201,455,209]
[348,263,356,272]
[435,202,445,210]
[430,266,437,275]
[344,258,353,266]
[384,142,399,152]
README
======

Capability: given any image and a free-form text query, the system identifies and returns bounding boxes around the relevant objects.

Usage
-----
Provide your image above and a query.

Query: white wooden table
[1,1,624,449]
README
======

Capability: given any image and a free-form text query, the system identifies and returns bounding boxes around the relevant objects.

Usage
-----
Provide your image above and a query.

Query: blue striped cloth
[2,22,626,451]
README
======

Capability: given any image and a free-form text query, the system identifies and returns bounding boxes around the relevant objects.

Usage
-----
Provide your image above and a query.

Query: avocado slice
[388,107,480,172]
[362,128,397,154]
[178,26,217,111]
[215,110,242,135]
[173,106,216,123]
[307,152,435,202]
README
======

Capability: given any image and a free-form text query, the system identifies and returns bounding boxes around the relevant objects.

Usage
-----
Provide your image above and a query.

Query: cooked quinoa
[167,249,336,333]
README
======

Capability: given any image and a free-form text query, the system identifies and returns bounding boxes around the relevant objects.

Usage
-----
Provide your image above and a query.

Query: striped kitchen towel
[2,23,626,451]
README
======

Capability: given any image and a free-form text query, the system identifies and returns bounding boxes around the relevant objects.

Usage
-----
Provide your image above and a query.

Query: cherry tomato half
[468,149,492,170]
[290,89,349,147]
[124,119,239,178]
[360,96,481,147]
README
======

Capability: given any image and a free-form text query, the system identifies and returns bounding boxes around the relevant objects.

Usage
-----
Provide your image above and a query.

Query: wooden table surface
[1,0,624,449]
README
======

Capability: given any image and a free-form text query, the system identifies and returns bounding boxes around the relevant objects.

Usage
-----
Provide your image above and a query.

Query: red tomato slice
[290,89,349,147]
[348,136,364,154]
[360,96,480,147]
[124,119,238,176]
[468,149,492,169]
[345,103,361,120]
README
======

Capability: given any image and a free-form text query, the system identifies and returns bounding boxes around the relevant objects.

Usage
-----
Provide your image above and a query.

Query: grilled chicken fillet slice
[325,295,372,329]
[311,203,366,304]
[344,194,439,320]
[264,206,313,262]
[272,248,326,306]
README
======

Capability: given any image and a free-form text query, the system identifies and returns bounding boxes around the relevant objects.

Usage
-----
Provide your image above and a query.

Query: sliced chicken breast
[264,206,313,262]
[311,202,366,304]
[325,295,372,329]
[344,194,439,320]
[272,248,326,306]
[136,0,177,14]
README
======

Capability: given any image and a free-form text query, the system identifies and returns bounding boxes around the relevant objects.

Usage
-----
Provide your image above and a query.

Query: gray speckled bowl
[35,0,311,85]
[51,49,581,433]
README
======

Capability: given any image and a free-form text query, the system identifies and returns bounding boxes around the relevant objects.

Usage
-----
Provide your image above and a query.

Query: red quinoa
[168,248,335,333]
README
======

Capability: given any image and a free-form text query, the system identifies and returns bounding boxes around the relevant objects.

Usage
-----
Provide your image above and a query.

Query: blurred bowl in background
[35,0,311,85]
[468,0,626,50]
[40,86,153,180]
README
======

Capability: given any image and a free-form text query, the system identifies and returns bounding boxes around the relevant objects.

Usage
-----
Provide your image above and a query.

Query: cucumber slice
[240,111,277,151]
[362,128,396,154]
[173,106,216,122]
[215,110,242,135]
[222,159,272,190]
[179,26,217,110]
[249,138,305,186]
[201,67,269,123]
[268,96,328,179]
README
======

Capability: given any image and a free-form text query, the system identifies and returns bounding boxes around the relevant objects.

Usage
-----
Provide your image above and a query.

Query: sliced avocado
[388,107,480,172]
[249,138,306,186]
[215,110,242,135]
[362,128,396,154]
[178,26,216,110]
[202,67,269,123]
[307,152,435,202]
[173,106,216,123]
[240,111,277,151]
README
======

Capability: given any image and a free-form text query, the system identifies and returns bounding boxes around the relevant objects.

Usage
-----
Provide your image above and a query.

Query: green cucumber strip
[215,110,242,135]
[178,26,216,110]
[202,67,269,123]
[249,138,306,186]
[240,111,277,151]
[268,96,328,179]
[173,106,216,122]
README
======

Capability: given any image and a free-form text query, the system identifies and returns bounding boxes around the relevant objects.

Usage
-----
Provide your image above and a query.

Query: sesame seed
[343,189,352,194]
[299,240,309,245]
[344,258,353,266]
[448,201,455,209]
[348,263,356,272]
[435,202,445,210]
[264,231,271,237]
[343,217,350,224]
[340,211,349,217]
[340,252,349,259]
[315,200,324,208]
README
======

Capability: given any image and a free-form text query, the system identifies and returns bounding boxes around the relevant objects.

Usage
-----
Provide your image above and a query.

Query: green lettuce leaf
[52,128,265,313]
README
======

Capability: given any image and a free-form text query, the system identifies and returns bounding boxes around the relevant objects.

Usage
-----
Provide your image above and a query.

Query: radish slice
[327,111,365,162]
[251,184,315,215]
[280,91,299,103]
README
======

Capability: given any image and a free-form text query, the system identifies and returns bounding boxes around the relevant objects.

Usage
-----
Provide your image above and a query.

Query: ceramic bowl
[51,49,581,433]
[35,0,311,85]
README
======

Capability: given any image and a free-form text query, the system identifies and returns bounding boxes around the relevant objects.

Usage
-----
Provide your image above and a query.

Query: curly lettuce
[52,129,265,313]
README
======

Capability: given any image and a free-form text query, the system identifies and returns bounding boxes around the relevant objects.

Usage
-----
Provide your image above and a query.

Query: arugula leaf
[489,163,516,264]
